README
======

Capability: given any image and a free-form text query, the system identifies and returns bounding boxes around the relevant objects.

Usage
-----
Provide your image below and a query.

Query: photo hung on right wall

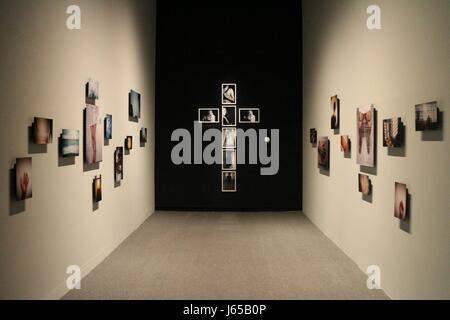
[356,105,375,167]
[358,173,372,196]
[129,90,141,120]
[310,128,317,145]
[394,182,408,220]
[331,95,339,129]
[415,101,439,131]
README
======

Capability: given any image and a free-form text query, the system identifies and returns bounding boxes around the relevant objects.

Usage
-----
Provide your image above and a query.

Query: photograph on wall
[317,137,329,170]
[358,173,372,196]
[105,114,112,140]
[198,108,219,123]
[129,90,141,119]
[222,149,237,170]
[415,101,439,131]
[61,129,79,157]
[33,117,53,144]
[356,105,375,167]
[87,79,99,100]
[114,147,124,182]
[340,135,350,153]
[310,128,317,144]
[239,108,260,123]
[222,83,236,105]
[93,175,102,202]
[394,182,407,220]
[383,117,403,147]
[222,171,236,192]
[126,136,133,150]
[85,104,103,164]
[15,157,32,201]
[222,128,237,149]
[222,106,237,126]
[140,128,147,143]
[331,95,340,129]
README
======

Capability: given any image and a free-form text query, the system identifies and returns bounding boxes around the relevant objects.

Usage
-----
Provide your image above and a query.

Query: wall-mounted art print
[15,157,32,201]
[93,175,102,202]
[129,90,141,119]
[222,171,236,192]
[140,128,147,143]
[340,135,350,153]
[105,114,112,140]
[33,117,53,144]
[86,79,99,100]
[114,147,124,182]
[383,117,403,147]
[310,128,317,145]
[317,137,330,170]
[394,182,407,220]
[125,136,133,150]
[61,129,79,157]
[198,108,219,123]
[222,106,237,126]
[358,173,372,196]
[415,101,439,131]
[85,104,103,164]
[331,95,340,129]
[222,83,236,105]
[222,149,237,170]
[357,105,375,167]
[222,128,237,149]
[239,108,260,123]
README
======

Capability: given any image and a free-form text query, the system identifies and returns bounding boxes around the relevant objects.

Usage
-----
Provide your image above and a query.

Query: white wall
[303,0,449,299]
[0,0,156,299]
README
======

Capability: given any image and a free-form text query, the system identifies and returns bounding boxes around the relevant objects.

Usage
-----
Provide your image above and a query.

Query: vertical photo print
[87,79,99,100]
[114,147,124,182]
[222,128,237,149]
[33,117,53,144]
[140,128,148,144]
[317,137,330,170]
[105,114,112,140]
[310,128,317,145]
[15,157,32,201]
[198,108,219,123]
[61,129,79,157]
[129,90,141,120]
[222,149,237,170]
[125,136,133,150]
[222,106,237,126]
[222,171,236,192]
[85,104,103,164]
[415,101,439,131]
[356,105,375,167]
[394,182,407,220]
[93,175,102,202]
[222,83,236,105]
[239,108,260,123]
[383,117,403,147]
[340,135,350,153]
[358,173,372,196]
[331,95,340,129]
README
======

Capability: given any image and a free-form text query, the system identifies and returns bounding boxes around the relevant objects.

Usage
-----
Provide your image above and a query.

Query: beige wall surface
[0,0,156,299]
[303,0,449,299]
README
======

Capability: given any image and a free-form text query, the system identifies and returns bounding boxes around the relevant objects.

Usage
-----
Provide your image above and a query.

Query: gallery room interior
[0,0,448,302]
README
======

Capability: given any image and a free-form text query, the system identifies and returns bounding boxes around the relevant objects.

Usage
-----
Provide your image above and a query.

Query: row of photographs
[199,107,260,125]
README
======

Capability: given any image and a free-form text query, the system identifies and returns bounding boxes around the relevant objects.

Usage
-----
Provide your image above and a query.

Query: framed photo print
[222,128,237,148]
[222,83,236,105]
[331,95,340,129]
[415,101,439,131]
[239,108,260,123]
[222,171,236,192]
[198,108,219,123]
[222,106,236,126]
[222,149,237,170]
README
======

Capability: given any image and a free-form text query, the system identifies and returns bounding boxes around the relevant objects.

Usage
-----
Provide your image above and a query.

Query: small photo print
[140,128,147,143]
[15,157,32,201]
[239,108,260,123]
[383,117,403,147]
[356,105,375,167]
[33,117,53,144]
[129,90,141,119]
[415,101,438,131]
[358,173,372,196]
[222,149,237,170]
[105,114,112,140]
[125,136,133,150]
[310,128,317,144]
[331,95,340,129]
[222,83,236,105]
[222,171,236,192]
[198,108,219,123]
[85,104,103,164]
[340,135,350,153]
[222,128,237,148]
[317,137,329,170]
[114,147,124,182]
[222,106,237,126]
[93,175,102,202]
[87,79,99,100]
[394,182,407,220]
[61,129,79,157]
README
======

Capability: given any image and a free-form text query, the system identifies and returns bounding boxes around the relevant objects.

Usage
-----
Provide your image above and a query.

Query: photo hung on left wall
[85,104,103,164]
[317,136,330,170]
[33,117,53,145]
[15,157,32,201]
[357,105,375,167]
[394,182,407,220]
[61,129,79,157]
[331,95,340,129]
[310,128,317,145]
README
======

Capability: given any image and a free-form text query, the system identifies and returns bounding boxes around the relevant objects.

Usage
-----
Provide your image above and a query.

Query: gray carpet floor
[63,211,388,300]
